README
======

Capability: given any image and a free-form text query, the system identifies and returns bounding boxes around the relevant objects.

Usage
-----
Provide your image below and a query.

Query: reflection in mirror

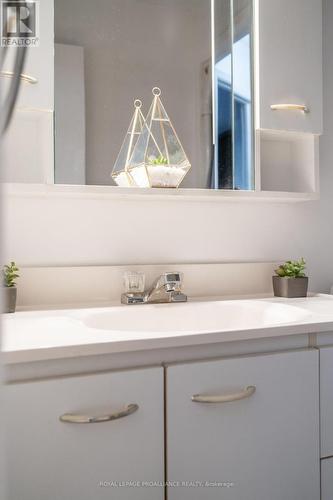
[2,0,254,190]
[54,0,254,190]
[213,0,254,190]
[54,0,211,188]
[0,0,252,190]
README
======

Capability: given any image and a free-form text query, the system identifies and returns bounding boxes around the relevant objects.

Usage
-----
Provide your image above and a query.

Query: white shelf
[255,129,319,200]
[3,182,319,203]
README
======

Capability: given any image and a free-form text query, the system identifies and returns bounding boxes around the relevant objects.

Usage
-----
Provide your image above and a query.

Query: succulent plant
[3,261,19,287]
[148,155,168,165]
[274,258,306,278]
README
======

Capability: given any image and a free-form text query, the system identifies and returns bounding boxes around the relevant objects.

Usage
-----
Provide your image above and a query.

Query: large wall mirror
[54,0,253,190]
[2,0,254,191]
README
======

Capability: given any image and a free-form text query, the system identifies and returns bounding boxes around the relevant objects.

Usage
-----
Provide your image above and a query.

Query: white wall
[3,0,333,293]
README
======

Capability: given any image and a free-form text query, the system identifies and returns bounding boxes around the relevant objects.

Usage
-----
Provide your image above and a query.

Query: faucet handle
[163,272,187,302]
[123,271,145,294]
[163,272,183,291]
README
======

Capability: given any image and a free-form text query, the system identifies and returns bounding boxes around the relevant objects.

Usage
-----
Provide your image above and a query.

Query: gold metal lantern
[128,87,191,188]
[111,99,145,187]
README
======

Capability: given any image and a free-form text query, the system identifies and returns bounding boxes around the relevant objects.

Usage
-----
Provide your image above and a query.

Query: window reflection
[213,0,253,190]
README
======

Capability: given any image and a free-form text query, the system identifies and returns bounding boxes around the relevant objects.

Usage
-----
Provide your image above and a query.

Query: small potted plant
[149,155,168,166]
[273,258,308,298]
[2,261,19,313]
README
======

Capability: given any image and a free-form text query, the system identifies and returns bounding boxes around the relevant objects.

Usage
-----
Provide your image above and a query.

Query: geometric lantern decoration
[127,87,191,188]
[111,99,145,187]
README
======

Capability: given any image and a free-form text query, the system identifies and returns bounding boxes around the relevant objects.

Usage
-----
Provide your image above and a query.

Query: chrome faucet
[121,272,187,305]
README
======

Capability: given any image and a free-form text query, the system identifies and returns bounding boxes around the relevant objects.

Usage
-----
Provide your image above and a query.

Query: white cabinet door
[256,0,322,134]
[320,346,333,457]
[167,350,319,500]
[321,459,333,500]
[5,367,164,500]
[1,0,54,111]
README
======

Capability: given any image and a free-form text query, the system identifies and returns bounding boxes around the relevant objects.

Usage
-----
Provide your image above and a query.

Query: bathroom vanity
[3,288,333,500]
[0,0,329,497]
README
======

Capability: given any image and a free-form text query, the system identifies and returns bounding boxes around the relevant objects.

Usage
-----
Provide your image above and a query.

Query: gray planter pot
[272,276,308,298]
[2,286,17,313]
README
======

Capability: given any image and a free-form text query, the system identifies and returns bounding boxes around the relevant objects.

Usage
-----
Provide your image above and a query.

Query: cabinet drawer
[5,367,164,500]
[321,458,333,500]
[167,349,319,500]
[320,346,333,457]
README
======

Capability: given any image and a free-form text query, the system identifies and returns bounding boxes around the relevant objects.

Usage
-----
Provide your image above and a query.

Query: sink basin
[4,295,333,364]
[83,300,311,334]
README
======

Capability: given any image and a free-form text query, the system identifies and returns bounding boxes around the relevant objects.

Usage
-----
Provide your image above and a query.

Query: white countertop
[2,295,333,364]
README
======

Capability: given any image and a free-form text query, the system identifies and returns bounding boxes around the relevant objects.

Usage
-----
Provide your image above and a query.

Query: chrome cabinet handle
[59,403,139,423]
[270,103,309,113]
[0,70,38,84]
[192,385,256,403]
